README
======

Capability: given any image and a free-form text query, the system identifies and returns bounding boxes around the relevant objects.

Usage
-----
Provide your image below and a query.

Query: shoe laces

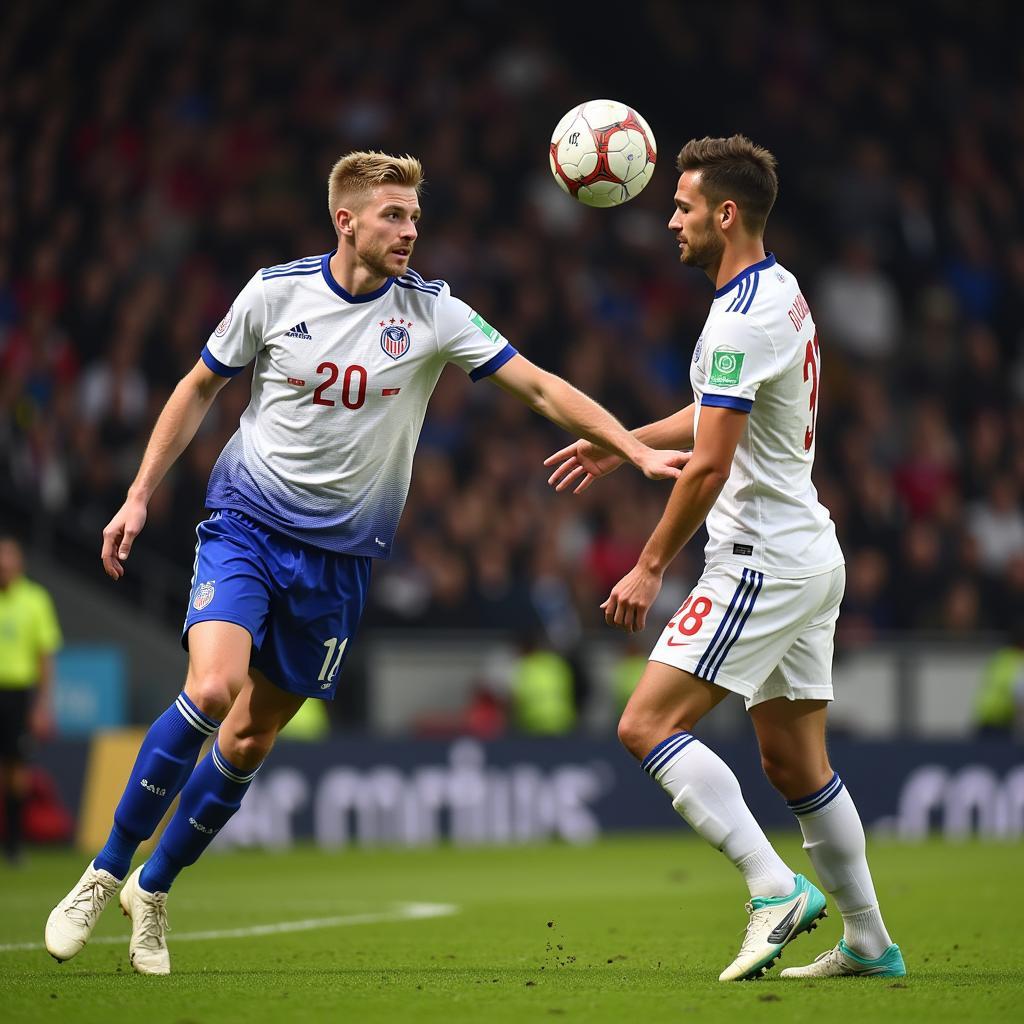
[737,902,774,957]
[66,874,117,927]
[136,890,170,950]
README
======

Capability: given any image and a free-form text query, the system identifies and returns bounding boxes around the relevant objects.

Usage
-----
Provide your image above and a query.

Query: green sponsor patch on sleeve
[469,310,503,344]
[708,349,745,387]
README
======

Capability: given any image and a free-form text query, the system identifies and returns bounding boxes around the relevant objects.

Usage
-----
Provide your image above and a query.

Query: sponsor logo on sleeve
[214,306,233,337]
[708,349,745,387]
[469,310,504,344]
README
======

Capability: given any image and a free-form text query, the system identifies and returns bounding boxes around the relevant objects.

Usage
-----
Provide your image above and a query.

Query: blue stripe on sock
[640,731,692,773]
[788,772,844,815]
[645,733,696,778]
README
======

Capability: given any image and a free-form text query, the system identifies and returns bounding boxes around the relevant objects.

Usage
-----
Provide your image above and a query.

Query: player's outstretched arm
[602,405,746,632]
[544,404,696,494]
[101,359,230,580]
[489,355,688,483]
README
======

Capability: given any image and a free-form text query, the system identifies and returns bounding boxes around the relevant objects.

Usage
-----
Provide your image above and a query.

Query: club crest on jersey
[380,324,411,360]
[192,580,215,611]
[693,335,704,363]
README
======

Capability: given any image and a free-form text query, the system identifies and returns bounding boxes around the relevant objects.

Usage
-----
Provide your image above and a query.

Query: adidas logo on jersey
[285,321,313,340]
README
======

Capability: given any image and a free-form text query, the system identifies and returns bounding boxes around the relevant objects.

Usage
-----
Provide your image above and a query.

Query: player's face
[353,186,420,279]
[668,171,724,271]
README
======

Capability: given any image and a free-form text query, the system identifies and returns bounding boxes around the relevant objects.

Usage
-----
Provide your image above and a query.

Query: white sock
[643,732,794,898]
[788,773,893,959]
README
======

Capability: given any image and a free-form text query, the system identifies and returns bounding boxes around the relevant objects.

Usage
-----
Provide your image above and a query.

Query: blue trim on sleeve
[700,393,753,412]
[320,251,395,303]
[714,253,776,299]
[201,345,246,378]
[469,343,518,382]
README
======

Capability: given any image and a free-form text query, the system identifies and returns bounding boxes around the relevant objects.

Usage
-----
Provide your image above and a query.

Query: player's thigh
[218,667,306,770]
[253,549,371,700]
[618,660,730,759]
[745,565,844,710]
[181,510,276,715]
[184,620,255,718]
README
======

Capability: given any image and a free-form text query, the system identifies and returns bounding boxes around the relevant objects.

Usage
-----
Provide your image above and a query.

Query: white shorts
[648,562,845,709]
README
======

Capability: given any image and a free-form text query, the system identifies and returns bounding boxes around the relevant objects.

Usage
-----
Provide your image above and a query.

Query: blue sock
[93,692,220,879]
[140,741,259,893]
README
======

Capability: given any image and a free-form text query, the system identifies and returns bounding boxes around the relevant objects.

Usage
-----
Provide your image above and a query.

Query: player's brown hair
[676,135,779,235]
[327,151,424,222]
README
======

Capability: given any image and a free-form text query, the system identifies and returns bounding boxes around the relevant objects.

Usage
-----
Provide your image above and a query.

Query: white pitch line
[0,901,458,954]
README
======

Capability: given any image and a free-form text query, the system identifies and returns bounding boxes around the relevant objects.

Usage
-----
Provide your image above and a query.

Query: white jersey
[201,252,517,557]
[690,253,843,579]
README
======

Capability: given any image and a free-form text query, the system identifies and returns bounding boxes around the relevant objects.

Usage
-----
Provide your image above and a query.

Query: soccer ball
[549,99,657,208]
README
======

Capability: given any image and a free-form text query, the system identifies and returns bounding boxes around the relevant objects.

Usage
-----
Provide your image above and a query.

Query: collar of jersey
[320,251,395,303]
[714,252,776,299]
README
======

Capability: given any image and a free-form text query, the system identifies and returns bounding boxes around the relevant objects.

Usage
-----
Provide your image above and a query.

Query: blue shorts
[181,509,371,700]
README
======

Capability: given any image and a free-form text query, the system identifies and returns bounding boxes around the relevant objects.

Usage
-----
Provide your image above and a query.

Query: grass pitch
[2,835,1020,1023]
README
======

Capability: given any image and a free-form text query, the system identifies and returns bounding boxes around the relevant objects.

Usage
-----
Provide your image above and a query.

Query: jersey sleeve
[32,586,62,655]
[698,313,778,412]
[434,285,518,381]
[201,271,266,377]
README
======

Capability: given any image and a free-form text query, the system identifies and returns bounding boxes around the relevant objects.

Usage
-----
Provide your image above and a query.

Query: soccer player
[545,136,906,981]
[44,151,687,975]
[0,536,62,865]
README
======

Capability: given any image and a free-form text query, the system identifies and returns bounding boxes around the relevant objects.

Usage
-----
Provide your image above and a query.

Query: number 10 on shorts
[319,636,349,683]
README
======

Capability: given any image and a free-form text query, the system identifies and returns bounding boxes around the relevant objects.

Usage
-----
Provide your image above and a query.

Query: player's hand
[544,440,625,494]
[632,446,691,484]
[601,564,664,633]
[30,701,56,742]
[101,497,148,580]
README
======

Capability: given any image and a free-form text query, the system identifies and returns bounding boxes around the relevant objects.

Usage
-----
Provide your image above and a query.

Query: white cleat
[45,861,121,962]
[780,938,907,978]
[718,874,827,981]
[120,864,171,976]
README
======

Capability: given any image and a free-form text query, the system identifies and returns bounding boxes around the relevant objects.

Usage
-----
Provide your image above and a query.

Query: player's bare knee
[618,710,670,761]
[219,729,275,771]
[184,673,239,722]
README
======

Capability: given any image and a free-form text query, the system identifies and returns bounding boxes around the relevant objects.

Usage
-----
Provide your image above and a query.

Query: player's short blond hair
[327,151,424,222]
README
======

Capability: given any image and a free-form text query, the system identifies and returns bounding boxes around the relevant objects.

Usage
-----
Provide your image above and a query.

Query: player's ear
[720,200,738,231]
[335,207,356,237]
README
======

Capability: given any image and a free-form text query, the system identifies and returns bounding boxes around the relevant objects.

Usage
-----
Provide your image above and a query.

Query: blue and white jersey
[690,253,843,578]
[201,252,517,557]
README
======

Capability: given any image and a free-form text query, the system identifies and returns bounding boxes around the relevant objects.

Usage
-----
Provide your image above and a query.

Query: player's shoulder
[394,267,447,297]
[259,254,325,284]
[13,577,52,605]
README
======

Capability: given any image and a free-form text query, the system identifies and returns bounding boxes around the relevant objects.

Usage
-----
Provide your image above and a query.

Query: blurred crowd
[2,0,1023,656]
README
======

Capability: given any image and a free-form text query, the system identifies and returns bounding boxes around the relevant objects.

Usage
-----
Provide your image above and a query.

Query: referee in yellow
[0,536,62,864]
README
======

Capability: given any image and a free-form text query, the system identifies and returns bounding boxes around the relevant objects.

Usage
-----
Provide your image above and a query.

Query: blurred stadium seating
[2,0,1023,737]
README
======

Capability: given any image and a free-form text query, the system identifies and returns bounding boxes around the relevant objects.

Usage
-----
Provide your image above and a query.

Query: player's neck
[711,242,767,292]
[328,250,389,296]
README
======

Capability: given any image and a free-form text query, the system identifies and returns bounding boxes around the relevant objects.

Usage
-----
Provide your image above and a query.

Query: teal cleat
[719,874,828,981]
[780,938,907,978]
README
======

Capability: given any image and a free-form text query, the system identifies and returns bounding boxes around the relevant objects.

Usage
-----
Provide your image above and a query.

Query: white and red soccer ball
[549,99,657,208]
